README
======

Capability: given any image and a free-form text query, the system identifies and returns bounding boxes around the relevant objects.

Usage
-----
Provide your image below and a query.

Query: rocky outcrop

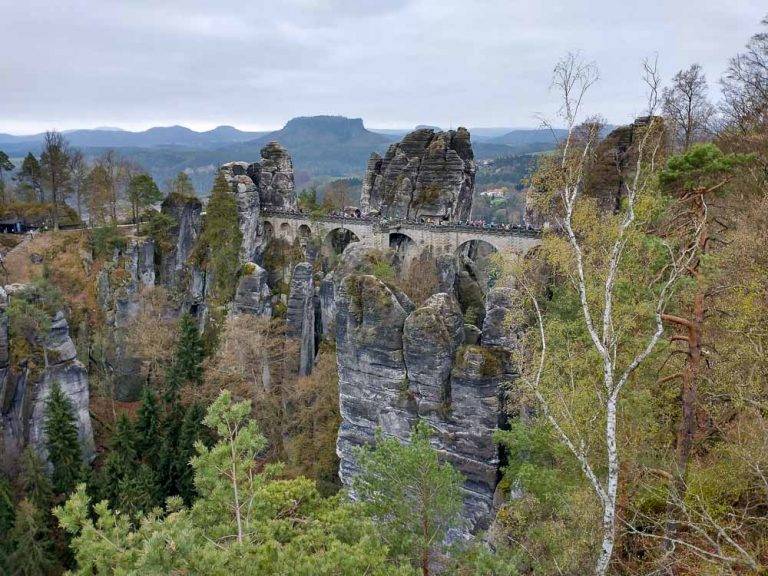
[160,194,203,290]
[256,142,297,211]
[524,116,664,226]
[0,303,94,471]
[220,142,296,263]
[436,253,488,328]
[334,248,524,532]
[94,238,158,402]
[335,274,415,485]
[403,293,464,416]
[28,313,95,465]
[220,162,262,264]
[285,262,315,376]
[360,127,475,221]
[159,193,203,287]
[233,263,272,318]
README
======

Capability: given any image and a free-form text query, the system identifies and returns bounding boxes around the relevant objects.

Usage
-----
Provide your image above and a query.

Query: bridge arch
[298,224,312,239]
[323,227,360,258]
[279,222,291,239]
[263,220,274,240]
[389,232,417,269]
[456,238,498,261]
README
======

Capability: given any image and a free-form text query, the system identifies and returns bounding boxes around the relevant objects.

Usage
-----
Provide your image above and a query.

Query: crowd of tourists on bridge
[266,206,539,233]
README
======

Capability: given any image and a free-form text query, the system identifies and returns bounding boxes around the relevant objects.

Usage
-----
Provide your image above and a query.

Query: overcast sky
[1,0,765,134]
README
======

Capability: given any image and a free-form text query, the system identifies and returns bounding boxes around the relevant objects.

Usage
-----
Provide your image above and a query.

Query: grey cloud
[0,0,765,133]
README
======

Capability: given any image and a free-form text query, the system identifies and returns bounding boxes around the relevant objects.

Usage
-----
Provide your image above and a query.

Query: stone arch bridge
[261,210,541,258]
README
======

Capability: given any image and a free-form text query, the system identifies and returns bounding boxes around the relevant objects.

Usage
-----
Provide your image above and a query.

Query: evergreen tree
[135,387,161,464]
[193,172,243,303]
[19,448,53,513]
[17,153,43,202]
[44,382,83,495]
[164,314,204,403]
[56,391,415,575]
[116,463,161,517]
[170,171,196,197]
[176,403,205,504]
[0,475,15,565]
[354,421,464,576]
[6,499,56,576]
[127,173,162,233]
[157,404,184,499]
[96,414,137,507]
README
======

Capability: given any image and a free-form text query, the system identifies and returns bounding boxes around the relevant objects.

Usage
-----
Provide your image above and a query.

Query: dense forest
[0,15,767,576]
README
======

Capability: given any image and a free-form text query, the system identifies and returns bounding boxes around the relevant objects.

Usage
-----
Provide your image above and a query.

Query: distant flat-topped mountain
[215,116,392,176]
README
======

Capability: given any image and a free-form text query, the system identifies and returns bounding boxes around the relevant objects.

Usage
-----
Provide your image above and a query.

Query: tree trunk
[596,393,619,576]
[663,197,707,571]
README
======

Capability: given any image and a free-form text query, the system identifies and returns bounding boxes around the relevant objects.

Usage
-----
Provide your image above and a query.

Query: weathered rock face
[335,274,415,485]
[29,313,95,465]
[360,127,475,221]
[159,193,203,287]
[285,262,315,376]
[95,238,157,402]
[0,306,95,470]
[255,142,297,211]
[233,263,272,318]
[403,293,464,415]
[220,162,262,264]
[524,116,664,227]
[334,249,523,532]
[436,253,488,328]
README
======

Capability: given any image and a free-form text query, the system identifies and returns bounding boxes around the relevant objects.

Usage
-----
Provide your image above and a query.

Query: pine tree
[0,475,15,563]
[17,153,43,202]
[96,414,137,507]
[6,499,57,576]
[19,448,53,513]
[354,421,464,576]
[135,387,161,465]
[44,382,83,495]
[194,172,243,303]
[117,463,161,517]
[157,404,184,499]
[176,403,205,504]
[164,314,204,403]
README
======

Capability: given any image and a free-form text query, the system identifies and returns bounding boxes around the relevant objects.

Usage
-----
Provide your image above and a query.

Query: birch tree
[520,54,685,576]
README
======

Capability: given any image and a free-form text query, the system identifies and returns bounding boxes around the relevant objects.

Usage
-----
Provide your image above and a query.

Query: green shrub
[91,226,126,260]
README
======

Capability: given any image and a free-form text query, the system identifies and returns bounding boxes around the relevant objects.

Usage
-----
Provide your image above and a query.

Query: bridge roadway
[260,209,542,256]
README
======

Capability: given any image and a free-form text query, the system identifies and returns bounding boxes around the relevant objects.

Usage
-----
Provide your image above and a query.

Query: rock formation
[334,247,522,532]
[220,142,297,264]
[0,297,95,470]
[220,161,262,264]
[285,262,315,376]
[95,238,158,402]
[159,192,203,287]
[256,142,297,211]
[360,127,476,221]
[233,263,272,318]
[28,312,95,465]
[524,116,664,226]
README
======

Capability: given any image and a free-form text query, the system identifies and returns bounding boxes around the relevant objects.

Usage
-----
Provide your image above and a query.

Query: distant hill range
[0,116,576,194]
[0,125,267,149]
